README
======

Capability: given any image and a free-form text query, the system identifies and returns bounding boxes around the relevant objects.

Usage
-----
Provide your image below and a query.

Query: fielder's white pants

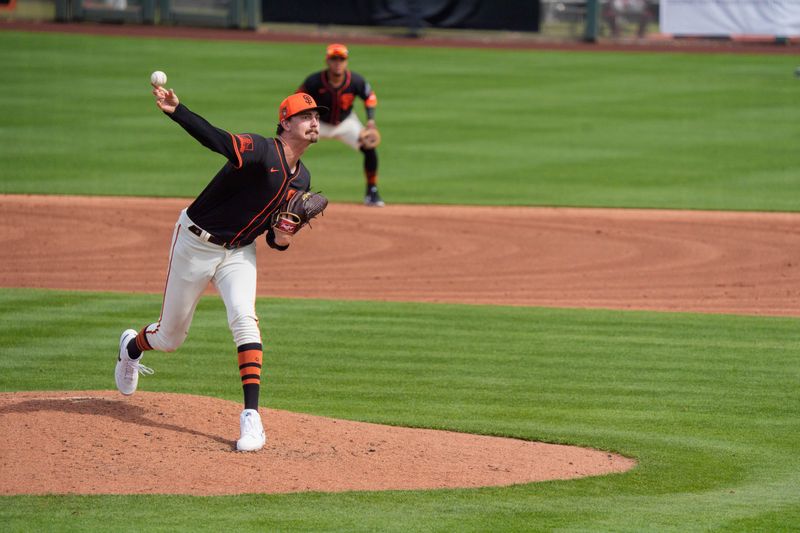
[144,209,260,352]
[319,112,364,150]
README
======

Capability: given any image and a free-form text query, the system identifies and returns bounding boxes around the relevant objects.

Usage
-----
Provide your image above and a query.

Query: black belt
[187,225,246,250]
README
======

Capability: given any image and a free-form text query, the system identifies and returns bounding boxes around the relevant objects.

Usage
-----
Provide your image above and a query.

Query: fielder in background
[298,43,385,207]
[115,79,328,452]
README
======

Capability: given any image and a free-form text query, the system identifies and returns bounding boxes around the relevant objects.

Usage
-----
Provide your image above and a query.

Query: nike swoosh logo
[270,168,280,173]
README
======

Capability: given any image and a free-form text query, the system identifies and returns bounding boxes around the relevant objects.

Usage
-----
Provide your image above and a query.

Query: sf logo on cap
[303,94,313,105]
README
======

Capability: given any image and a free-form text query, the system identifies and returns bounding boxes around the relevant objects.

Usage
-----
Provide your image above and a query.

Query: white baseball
[150,70,167,87]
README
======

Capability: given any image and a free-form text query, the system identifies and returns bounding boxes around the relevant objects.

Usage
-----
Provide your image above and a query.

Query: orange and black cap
[326,43,349,59]
[278,93,327,122]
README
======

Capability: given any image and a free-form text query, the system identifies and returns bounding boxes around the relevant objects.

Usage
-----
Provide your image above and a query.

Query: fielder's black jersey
[298,70,377,126]
[168,103,310,247]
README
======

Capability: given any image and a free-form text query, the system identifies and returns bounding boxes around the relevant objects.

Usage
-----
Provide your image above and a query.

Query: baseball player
[298,43,385,207]
[115,82,327,452]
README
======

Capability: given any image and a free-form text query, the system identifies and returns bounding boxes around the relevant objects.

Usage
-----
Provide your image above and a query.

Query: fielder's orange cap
[278,93,327,122]
[326,43,349,59]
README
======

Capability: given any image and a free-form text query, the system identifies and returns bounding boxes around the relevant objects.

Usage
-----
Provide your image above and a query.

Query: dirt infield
[3,194,800,316]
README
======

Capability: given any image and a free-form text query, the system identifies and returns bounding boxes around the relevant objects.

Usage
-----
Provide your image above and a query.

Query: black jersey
[168,103,310,247]
[299,70,377,126]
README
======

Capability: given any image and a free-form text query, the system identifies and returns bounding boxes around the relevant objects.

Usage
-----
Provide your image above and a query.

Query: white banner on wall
[661,0,800,36]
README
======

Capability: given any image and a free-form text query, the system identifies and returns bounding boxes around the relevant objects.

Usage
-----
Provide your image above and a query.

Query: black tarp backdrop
[261,0,540,32]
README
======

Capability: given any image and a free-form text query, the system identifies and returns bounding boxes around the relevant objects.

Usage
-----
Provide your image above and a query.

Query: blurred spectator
[603,0,656,38]
[405,0,423,38]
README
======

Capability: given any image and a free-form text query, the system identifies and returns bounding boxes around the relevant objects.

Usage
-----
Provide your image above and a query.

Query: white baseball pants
[143,209,261,352]
[319,112,364,150]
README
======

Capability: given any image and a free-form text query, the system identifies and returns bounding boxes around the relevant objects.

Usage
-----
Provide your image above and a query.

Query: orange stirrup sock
[126,327,153,359]
[238,344,263,386]
[136,328,153,352]
[238,343,262,411]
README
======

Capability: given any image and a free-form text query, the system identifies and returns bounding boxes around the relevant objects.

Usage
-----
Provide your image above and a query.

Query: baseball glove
[273,190,328,235]
[359,126,381,149]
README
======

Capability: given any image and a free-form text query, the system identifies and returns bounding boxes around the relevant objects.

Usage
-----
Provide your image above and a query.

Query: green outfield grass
[1,289,799,531]
[0,31,798,210]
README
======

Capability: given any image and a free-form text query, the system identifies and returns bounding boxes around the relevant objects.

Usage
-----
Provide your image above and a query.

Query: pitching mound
[0,391,635,496]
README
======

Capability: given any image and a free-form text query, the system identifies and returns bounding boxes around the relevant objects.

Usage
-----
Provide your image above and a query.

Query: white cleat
[236,409,266,452]
[115,328,153,396]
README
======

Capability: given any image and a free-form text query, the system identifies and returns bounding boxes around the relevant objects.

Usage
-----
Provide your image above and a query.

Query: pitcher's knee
[229,313,260,347]
[159,341,181,353]
[148,328,187,353]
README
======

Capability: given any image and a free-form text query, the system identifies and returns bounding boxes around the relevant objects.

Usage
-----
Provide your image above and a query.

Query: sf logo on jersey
[339,93,355,111]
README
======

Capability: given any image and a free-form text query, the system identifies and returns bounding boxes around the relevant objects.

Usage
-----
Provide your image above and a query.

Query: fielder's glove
[272,190,329,236]
[358,126,381,149]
